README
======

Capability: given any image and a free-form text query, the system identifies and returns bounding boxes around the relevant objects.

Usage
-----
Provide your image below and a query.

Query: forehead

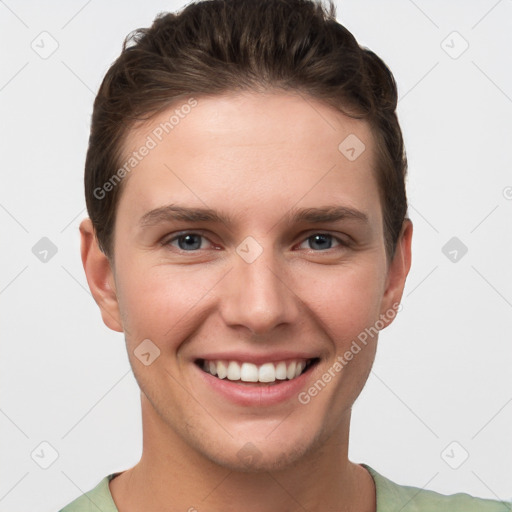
[117,91,381,230]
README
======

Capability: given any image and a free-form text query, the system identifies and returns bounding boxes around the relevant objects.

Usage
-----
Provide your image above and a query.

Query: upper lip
[195,351,319,365]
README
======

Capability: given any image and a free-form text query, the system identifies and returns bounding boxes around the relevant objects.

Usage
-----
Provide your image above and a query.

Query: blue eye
[163,232,346,253]
[299,233,342,251]
[167,233,210,251]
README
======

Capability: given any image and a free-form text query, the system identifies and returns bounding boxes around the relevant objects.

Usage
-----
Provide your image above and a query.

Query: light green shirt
[58,463,510,511]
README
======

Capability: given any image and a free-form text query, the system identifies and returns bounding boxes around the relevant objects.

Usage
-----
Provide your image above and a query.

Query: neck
[110,395,376,512]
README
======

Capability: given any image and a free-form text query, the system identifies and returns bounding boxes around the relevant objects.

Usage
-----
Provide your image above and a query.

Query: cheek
[115,246,387,353]
[302,262,386,345]
[114,261,224,344]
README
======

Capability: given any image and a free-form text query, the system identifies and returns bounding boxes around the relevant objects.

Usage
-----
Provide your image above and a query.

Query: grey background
[1,1,511,510]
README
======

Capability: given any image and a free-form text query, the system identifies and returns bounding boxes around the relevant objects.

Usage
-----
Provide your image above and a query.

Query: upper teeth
[201,359,309,383]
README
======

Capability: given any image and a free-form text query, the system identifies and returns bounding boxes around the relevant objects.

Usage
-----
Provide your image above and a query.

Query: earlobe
[79,218,124,333]
[380,219,413,323]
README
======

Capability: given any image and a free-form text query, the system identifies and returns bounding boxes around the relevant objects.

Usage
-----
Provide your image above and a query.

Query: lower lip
[194,363,317,407]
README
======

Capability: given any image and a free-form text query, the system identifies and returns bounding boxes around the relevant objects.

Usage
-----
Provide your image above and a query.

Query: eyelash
[161,231,349,253]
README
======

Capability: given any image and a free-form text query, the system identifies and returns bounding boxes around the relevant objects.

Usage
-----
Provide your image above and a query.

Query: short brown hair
[85,0,408,262]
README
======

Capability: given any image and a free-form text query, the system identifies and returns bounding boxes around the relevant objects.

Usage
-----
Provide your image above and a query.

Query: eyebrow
[138,204,368,228]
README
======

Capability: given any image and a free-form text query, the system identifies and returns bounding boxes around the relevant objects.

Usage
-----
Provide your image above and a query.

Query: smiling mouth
[195,358,320,385]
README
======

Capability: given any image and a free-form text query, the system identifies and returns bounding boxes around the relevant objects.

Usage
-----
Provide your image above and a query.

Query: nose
[218,244,301,336]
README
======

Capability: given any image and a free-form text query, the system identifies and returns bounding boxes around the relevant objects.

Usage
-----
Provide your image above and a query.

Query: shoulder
[57,474,119,512]
[362,464,510,512]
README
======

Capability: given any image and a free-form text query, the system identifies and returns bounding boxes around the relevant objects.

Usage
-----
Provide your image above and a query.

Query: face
[83,91,411,472]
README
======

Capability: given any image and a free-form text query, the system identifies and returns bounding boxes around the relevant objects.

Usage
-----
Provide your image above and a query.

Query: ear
[79,218,123,332]
[379,219,413,323]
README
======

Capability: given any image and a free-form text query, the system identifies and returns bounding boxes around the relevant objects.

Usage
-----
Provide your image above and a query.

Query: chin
[196,426,326,473]
[207,445,308,473]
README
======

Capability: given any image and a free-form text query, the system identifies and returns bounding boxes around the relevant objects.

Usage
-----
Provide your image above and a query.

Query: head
[80,0,412,472]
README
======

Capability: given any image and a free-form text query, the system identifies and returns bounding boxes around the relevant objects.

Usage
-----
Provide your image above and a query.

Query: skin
[80,90,412,511]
